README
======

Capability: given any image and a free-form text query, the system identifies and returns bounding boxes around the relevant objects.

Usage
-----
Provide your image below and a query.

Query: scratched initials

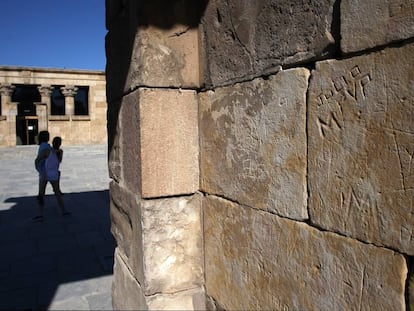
[317,65,372,107]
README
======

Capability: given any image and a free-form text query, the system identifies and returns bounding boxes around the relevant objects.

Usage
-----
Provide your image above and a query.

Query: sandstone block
[308,43,414,255]
[200,69,309,220]
[201,0,336,87]
[105,0,206,102]
[141,194,203,295]
[140,88,199,198]
[341,0,414,53]
[136,26,200,88]
[109,181,144,282]
[120,91,141,192]
[112,249,147,310]
[147,288,206,311]
[107,99,121,182]
[204,195,407,310]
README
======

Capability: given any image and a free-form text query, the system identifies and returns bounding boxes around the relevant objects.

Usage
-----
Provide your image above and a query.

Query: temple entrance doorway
[12,85,40,145]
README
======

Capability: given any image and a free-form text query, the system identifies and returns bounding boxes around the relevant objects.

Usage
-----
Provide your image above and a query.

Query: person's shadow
[0,190,116,310]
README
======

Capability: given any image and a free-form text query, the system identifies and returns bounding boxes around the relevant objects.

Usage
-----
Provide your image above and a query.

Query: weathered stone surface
[141,194,203,295]
[110,181,144,283]
[147,288,206,310]
[308,43,414,255]
[112,249,147,310]
[201,0,336,87]
[136,26,200,88]
[140,88,199,198]
[204,195,407,310]
[341,0,414,53]
[200,69,309,220]
[120,91,142,192]
[107,100,121,183]
[105,0,206,102]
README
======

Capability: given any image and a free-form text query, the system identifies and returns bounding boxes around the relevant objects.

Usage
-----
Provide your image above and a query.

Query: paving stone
[0,288,37,310]
[86,291,113,311]
[0,239,36,260]
[56,248,104,281]
[75,230,106,248]
[0,145,113,310]
[10,254,56,277]
[37,234,78,253]
[48,295,90,310]
[53,280,97,302]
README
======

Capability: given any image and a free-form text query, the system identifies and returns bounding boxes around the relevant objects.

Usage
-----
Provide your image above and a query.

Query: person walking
[34,133,70,221]
[33,131,51,221]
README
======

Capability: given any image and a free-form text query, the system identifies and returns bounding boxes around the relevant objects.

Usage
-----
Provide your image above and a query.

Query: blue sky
[0,0,106,71]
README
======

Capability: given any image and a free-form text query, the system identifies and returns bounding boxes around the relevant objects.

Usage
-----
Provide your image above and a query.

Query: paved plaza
[0,145,114,310]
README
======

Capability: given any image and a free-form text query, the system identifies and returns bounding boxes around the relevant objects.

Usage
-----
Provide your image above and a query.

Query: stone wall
[0,67,106,146]
[106,0,413,310]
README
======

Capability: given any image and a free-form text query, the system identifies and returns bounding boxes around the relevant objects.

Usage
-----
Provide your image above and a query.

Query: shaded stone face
[201,0,336,87]
[200,68,309,220]
[105,0,206,102]
[204,195,407,311]
[112,250,147,310]
[341,0,414,53]
[109,181,144,282]
[308,43,414,255]
[410,269,414,311]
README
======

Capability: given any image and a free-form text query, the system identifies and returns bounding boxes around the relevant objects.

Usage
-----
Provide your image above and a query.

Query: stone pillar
[0,83,15,117]
[36,85,53,131]
[0,83,17,146]
[106,1,206,310]
[61,85,78,116]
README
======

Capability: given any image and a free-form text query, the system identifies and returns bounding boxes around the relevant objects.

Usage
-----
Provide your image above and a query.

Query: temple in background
[0,66,106,146]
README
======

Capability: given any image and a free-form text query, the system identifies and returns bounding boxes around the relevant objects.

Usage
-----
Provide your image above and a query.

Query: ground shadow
[0,190,116,310]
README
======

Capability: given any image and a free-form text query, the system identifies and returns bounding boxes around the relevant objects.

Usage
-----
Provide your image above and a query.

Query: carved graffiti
[317,65,372,107]
[315,65,371,140]
[317,111,342,138]
[279,97,288,106]
[389,0,414,18]
[400,226,414,242]
[340,186,378,214]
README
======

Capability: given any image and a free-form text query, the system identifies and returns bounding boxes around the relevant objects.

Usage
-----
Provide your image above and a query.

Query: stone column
[0,83,15,117]
[106,1,205,310]
[36,85,53,131]
[61,85,78,116]
[0,83,17,146]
